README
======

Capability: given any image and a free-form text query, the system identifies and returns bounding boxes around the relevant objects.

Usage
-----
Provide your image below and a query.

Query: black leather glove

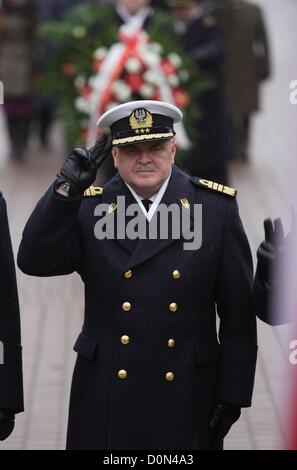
[56,134,112,196]
[209,403,241,447]
[0,410,15,441]
[256,218,285,285]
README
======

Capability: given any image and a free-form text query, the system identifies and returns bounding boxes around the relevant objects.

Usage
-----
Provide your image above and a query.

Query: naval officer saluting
[18,100,257,450]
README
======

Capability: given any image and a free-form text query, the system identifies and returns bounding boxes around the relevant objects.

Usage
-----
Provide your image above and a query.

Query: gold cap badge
[129,108,153,131]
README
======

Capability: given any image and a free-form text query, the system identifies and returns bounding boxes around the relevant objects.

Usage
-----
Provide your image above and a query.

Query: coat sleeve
[0,194,24,412]
[215,197,257,407]
[17,183,83,277]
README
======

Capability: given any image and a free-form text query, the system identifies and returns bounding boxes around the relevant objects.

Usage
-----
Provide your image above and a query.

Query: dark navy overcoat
[0,193,23,413]
[17,166,257,449]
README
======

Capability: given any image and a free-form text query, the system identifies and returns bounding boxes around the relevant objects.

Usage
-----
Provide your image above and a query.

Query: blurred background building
[0,0,296,449]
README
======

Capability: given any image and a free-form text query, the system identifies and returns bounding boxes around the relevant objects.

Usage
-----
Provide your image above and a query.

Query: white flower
[168,52,182,68]
[72,26,87,39]
[139,83,154,99]
[147,42,164,54]
[74,75,86,89]
[88,76,102,91]
[179,69,190,82]
[144,50,160,67]
[112,80,132,101]
[93,47,107,60]
[125,57,142,73]
[75,97,91,115]
[143,70,160,86]
[168,74,180,87]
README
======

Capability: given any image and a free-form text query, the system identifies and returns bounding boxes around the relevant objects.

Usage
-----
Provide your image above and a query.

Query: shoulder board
[191,178,237,197]
[84,186,103,197]
[202,15,217,28]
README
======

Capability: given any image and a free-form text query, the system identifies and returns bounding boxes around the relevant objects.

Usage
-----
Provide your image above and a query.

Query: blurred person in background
[34,0,83,149]
[213,0,270,163]
[0,192,24,441]
[0,0,37,160]
[166,0,230,184]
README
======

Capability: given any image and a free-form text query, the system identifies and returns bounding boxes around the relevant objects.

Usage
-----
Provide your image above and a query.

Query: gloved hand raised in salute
[56,134,112,196]
[256,218,285,286]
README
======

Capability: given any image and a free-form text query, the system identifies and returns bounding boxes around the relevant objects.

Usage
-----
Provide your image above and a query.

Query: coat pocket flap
[195,340,219,365]
[73,331,99,360]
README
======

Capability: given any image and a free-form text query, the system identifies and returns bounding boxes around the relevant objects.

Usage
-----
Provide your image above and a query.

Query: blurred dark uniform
[35,0,83,148]
[17,166,257,450]
[169,1,230,184]
[0,193,24,415]
[0,0,37,160]
[214,0,270,162]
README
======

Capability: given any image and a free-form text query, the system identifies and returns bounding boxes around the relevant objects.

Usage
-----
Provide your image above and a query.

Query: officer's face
[112,139,176,198]
[119,0,151,15]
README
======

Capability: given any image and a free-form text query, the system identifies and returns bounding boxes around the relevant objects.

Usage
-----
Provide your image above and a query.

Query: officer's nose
[137,151,152,165]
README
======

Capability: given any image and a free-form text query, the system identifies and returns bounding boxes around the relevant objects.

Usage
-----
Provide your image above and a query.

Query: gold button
[118,369,127,379]
[168,338,175,348]
[122,302,131,311]
[166,371,175,382]
[121,335,130,345]
[124,270,133,279]
[169,303,178,312]
[172,270,181,280]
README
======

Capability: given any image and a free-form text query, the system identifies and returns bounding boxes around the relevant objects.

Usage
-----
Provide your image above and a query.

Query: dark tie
[142,199,153,212]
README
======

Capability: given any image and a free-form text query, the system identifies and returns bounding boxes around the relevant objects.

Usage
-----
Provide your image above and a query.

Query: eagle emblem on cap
[129,108,153,130]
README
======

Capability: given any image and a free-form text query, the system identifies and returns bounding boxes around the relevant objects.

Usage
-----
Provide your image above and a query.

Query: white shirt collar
[124,169,172,221]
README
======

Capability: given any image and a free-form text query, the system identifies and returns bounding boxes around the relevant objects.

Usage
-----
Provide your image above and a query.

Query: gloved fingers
[274,218,285,246]
[257,241,277,261]
[88,134,112,169]
[264,218,274,244]
[71,147,89,160]
[89,134,108,156]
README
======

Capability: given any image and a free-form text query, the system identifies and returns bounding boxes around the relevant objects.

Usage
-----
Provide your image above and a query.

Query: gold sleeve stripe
[197,179,237,197]
[84,186,103,197]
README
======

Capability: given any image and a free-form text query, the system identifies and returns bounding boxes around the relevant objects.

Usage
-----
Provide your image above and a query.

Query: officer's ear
[112,147,118,169]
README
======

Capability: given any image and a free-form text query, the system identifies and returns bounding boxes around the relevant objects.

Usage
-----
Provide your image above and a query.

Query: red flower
[172,88,189,108]
[161,59,177,76]
[125,73,144,93]
[61,62,77,77]
[79,85,92,97]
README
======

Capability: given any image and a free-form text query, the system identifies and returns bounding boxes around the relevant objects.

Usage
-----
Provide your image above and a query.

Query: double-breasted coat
[0,193,23,413]
[17,166,257,450]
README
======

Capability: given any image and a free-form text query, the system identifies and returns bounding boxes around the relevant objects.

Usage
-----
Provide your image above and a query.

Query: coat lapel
[101,173,141,254]
[123,166,196,270]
